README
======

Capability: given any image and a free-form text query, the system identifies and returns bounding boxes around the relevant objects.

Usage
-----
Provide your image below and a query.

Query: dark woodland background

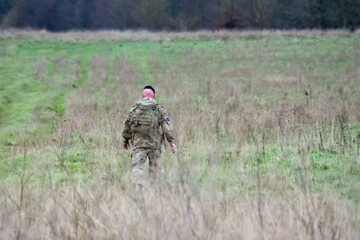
[0,0,359,31]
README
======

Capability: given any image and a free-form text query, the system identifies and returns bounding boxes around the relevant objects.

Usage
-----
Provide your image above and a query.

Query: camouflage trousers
[131,148,161,186]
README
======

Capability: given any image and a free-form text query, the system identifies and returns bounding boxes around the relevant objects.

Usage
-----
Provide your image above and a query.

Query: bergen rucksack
[129,99,160,134]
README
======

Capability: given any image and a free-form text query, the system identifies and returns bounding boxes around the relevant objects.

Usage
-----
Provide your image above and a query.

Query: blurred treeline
[0,0,359,31]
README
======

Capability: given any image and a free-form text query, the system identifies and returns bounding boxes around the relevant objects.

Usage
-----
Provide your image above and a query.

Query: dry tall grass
[1,31,359,239]
[0,29,358,42]
[1,177,359,239]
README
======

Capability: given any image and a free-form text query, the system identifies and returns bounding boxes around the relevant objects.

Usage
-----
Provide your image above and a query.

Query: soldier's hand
[123,141,129,150]
[171,143,177,154]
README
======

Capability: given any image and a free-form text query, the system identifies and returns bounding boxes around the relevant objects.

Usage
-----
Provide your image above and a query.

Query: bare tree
[216,0,247,29]
[252,0,273,28]
[131,0,175,30]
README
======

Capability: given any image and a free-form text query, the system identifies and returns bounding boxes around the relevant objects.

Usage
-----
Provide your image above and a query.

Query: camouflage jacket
[122,98,175,149]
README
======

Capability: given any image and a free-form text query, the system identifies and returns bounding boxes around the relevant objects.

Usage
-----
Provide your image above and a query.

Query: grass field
[0,30,359,239]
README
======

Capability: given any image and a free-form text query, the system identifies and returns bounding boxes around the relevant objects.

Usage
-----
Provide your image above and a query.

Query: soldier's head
[142,85,155,99]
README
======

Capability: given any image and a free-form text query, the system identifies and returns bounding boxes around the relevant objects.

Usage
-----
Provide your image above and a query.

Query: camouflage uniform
[122,97,175,186]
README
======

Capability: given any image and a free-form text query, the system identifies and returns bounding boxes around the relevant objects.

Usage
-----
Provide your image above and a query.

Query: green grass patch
[0,34,359,202]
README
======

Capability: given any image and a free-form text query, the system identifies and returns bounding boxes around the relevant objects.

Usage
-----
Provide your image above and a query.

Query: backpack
[129,100,160,134]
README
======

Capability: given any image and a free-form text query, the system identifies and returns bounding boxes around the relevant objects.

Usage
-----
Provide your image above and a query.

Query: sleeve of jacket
[122,107,134,141]
[158,105,175,145]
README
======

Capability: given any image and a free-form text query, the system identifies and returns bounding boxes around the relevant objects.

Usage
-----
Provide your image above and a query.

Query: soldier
[122,86,177,187]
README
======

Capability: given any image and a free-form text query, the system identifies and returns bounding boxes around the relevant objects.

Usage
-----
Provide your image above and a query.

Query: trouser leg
[148,149,161,183]
[131,148,147,187]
